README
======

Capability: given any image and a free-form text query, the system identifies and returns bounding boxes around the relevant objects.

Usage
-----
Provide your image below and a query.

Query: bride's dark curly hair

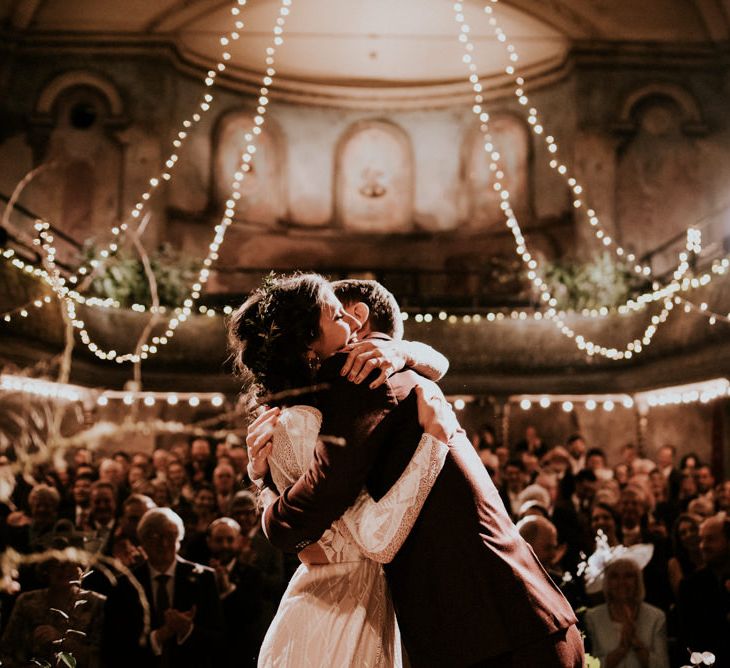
[228,272,330,397]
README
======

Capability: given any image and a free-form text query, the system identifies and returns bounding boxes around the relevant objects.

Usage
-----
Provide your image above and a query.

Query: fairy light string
[14,0,295,364]
[2,0,728,363]
[67,0,251,288]
[451,2,683,360]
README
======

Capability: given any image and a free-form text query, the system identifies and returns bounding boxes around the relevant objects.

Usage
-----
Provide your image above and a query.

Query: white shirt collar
[149,558,177,580]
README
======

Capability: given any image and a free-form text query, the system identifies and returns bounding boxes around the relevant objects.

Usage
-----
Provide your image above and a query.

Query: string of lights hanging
[1,0,728,367]
[7,0,295,364]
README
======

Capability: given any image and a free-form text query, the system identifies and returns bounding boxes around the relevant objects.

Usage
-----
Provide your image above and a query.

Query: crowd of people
[473,425,730,667]
[0,436,290,667]
[0,424,727,667]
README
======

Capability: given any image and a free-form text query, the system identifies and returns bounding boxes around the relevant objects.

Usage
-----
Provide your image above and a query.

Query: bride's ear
[352,302,369,325]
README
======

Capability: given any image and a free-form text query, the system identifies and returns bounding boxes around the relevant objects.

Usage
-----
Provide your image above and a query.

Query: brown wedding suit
[264,353,582,667]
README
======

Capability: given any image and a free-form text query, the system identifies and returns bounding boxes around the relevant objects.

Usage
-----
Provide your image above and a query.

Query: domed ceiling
[2,0,727,105]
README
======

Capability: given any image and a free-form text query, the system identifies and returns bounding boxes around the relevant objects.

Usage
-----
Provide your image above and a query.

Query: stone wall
[1,46,728,287]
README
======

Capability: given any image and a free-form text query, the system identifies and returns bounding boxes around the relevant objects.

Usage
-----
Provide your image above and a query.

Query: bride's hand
[339,339,407,389]
[415,385,459,443]
[246,407,280,481]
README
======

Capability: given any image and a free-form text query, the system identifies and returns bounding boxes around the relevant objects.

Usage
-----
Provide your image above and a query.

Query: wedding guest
[566,434,587,474]
[181,484,219,562]
[586,447,614,481]
[229,491,286,627]
[617,485,672,610]
[98,459,125,493]
[0,549,106,667]
[591,502,622,547]
[472,423,499,470]
[69,474,94,530]
[585,558,669,668]
[667,513,703,599]
[4,483,60,553]
[151,449,171,482]
[620,444,654,476]
[679,453,700,472]
[715,480,730,513]
[212,462,237,515]
[654,444,680,502]
[110,494,156,568]
[170,439,192,470]
[101,508,223,668]
[87,481,117,554]
[678,513,730,663]
[517,515,560,574]
[189,438,215,487]
[515,424,548,458]
[165,460,195,521]
[498,459,528,519]
[112,451,131,484]
[695,465,716,505]
[206,517,263,666]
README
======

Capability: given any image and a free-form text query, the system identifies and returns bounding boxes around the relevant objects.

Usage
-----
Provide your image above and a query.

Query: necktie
[155,574,171,626]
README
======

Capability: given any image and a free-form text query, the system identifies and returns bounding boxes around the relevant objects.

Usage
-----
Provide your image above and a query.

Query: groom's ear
[351,302,369,327]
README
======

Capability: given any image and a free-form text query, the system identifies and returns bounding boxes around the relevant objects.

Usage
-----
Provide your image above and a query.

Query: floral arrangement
[682,650,716,667]
[81,242,201,307]
[541,252,647,311]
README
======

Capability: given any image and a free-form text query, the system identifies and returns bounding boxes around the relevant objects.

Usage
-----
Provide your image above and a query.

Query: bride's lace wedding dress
[257,405,448,668]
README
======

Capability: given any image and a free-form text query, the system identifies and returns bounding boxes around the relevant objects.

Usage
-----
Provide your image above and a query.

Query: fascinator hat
[578,529,654,594]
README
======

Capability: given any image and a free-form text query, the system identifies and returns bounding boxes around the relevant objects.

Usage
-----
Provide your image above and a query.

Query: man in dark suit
[255,280,582,668]
[206,517,263,666]
[101,507,223,668]
[678,513,730,663]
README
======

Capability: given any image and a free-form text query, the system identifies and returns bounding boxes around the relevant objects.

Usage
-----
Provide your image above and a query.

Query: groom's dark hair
[332,279,403,340]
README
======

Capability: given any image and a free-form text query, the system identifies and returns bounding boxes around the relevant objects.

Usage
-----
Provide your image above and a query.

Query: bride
[228,273,457,667]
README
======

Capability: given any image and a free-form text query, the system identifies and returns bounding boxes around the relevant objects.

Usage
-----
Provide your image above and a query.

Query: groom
[254,279,582,667]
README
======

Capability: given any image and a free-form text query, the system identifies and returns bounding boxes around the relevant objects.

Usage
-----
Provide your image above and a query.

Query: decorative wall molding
[35,68,125,117]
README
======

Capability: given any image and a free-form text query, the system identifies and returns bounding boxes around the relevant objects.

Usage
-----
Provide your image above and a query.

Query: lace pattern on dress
[339,434,448,563]
[269,407,448,565]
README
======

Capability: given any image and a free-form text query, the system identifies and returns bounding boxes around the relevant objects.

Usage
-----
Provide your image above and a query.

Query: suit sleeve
[264,373,395,552]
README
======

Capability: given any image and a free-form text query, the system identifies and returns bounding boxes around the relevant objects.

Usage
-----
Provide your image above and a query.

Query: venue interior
[1,0,730,666]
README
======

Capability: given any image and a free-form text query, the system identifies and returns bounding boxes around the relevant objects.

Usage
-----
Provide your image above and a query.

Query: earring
[305,350,320,373]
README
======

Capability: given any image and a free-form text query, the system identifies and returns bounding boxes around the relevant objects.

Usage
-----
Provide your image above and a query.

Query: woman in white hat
[584,557,669,667]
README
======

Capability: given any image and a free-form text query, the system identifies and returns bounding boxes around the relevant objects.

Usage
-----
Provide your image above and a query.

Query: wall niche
[335,120,414,233]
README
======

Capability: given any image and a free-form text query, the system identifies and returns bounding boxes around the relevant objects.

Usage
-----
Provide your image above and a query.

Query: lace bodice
[267,405,448,564]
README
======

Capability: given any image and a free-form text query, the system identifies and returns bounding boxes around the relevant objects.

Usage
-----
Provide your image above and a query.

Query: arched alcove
[25,71,126,249]
[461,112,531,230]
[614,87,707,261]
[334,120,414,233]
[213,110,287,227]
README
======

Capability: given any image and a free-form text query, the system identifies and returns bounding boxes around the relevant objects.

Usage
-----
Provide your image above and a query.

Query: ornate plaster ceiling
[3,0,728,92]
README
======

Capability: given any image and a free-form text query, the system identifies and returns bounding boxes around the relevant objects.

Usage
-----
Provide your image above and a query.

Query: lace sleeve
[268,405,322,493]
[340,433,448,564]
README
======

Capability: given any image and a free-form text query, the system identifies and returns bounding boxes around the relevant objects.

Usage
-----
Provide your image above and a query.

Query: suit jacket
[213,559,264,667]
[678,566,730,662]
[265,354,577,667]
[101,556,224,668]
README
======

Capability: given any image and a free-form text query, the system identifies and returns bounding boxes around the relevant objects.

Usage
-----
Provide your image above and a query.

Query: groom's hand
[340,340,407,388]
